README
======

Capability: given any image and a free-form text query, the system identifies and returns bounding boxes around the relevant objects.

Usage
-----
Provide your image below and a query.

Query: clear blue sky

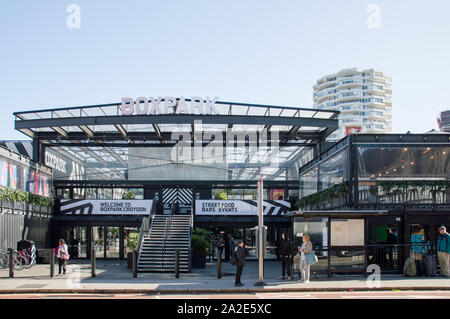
[1,0,449,140]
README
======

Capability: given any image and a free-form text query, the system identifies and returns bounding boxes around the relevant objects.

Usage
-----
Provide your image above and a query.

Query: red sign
[346,126,361,135]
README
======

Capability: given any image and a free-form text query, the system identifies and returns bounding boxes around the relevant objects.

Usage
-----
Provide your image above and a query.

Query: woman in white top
[298,234,313,283]
[57,239,69,276]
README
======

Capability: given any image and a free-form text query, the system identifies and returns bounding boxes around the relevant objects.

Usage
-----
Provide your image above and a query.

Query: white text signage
[120,97,219,116]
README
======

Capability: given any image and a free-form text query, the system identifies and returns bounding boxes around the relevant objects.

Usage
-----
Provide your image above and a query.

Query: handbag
[230,256,237,265]
[305,251,318,265]
[60,252,70,261]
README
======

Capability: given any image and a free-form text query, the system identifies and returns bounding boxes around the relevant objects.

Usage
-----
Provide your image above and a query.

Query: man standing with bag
[234,241,247,287]
[437,225,450,277]
[279,233,293,280]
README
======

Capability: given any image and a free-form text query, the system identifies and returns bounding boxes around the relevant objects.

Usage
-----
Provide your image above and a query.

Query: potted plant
[126,232,138,268]
[191,228,212,269]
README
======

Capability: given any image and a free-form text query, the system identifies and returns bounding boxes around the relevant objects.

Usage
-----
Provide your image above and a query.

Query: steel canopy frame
[14,100,339,181]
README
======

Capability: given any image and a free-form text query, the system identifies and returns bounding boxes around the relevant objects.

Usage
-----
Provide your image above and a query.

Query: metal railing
[161,216,171,271]
[136,197,158,265]
[366,242,437,274]
[136,216,149,265]
[294,242,440,275]
[297,180,449,211]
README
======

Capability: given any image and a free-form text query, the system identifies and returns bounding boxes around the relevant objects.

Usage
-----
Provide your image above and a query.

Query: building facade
[438,110,450,133]
[313,68,392,141]
[9,98,339,261]
[295,133,449,274]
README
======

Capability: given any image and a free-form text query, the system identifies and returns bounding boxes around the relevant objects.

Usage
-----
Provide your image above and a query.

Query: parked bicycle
[0,248,35,270]
[0,250,8,269]
[16,248,36,269]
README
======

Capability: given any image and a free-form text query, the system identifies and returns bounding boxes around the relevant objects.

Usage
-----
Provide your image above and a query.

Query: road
[1,290,450,299]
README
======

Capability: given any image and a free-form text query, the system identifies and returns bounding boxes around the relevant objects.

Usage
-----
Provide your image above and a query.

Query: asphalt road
[1,290,450,299]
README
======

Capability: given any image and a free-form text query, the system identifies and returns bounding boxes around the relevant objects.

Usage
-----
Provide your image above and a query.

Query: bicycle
[0,249,28,271]
[0,250,8,269]
[21,248,37,269]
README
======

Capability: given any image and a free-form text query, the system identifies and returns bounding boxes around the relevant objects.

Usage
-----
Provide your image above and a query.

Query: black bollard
[8,248,14,278]
[49,249,54,278]
[132,250,137,278]
[217,251,222,279]
[175,250,179,279]
[91,247,96,278]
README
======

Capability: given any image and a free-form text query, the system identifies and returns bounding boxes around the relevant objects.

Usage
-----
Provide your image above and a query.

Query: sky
[1,0,449,140]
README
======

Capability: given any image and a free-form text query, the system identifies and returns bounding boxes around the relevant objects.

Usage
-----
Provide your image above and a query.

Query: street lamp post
[255,178,265,286]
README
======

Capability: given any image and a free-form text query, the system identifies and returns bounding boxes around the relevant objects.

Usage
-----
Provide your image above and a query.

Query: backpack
[403,257,417,277]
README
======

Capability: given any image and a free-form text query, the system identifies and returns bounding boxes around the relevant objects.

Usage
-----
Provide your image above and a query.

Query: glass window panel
[319,149,347,190]
[299,166,318,198]
[358,145,450,180]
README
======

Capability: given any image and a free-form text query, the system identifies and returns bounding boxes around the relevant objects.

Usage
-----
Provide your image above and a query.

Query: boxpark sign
[119,97,220,116]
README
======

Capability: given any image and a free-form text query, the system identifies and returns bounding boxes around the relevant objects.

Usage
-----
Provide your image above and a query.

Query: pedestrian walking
[56,239,70,276]
[437,225,450,277]
[278,233,293,280]
[298,234,313,283]
[234,240,247,287]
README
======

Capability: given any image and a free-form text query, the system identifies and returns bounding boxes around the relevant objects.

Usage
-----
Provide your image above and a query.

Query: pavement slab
[1,259,449,294]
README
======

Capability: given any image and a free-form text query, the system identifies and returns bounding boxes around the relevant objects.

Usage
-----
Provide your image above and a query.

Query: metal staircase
[137,214,192,272]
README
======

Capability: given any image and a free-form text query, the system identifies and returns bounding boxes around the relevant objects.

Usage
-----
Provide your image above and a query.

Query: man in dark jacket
[235,240,247,286]
[385,228,397,266]
[279,233,293,280]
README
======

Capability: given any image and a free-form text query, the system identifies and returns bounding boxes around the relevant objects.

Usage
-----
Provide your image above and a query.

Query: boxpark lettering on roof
[120,97,220,116]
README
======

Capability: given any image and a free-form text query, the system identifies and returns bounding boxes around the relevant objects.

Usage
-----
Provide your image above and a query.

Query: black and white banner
[195,200,290,216]
[59,199,153,216]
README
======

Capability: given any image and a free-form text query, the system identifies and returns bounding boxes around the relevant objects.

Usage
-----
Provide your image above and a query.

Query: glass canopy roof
[14,99,339,181]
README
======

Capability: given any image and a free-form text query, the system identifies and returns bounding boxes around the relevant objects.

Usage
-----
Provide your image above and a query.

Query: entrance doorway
[92,226,121,259]
[201,226,285,261]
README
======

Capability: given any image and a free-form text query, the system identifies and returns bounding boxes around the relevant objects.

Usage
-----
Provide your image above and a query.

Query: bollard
[217,251,222,279]
[175,250,179,279]
[91,247,96,278]
[132,250,137,278]
[49,249,54,278]
[8,248,14,278]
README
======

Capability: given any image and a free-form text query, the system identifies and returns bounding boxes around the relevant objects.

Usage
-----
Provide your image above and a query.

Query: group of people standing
[279,233,313,283]
[218,231,316,286]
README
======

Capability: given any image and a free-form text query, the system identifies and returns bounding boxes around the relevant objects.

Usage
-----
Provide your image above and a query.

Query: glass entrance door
[92,227,105,258]
[91,227,121,259]
[105,227,120,258]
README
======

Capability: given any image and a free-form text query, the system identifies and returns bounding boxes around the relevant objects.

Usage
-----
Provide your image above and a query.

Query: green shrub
[0,186,54,207]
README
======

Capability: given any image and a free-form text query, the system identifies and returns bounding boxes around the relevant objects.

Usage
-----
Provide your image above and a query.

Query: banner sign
[345,126,361,135]
[195,200,290,216]
[59,199,153,216]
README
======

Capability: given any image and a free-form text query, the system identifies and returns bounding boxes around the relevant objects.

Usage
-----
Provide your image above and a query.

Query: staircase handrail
[136,197,157,268]
[136,216,149,265]
[161,215,171,271]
